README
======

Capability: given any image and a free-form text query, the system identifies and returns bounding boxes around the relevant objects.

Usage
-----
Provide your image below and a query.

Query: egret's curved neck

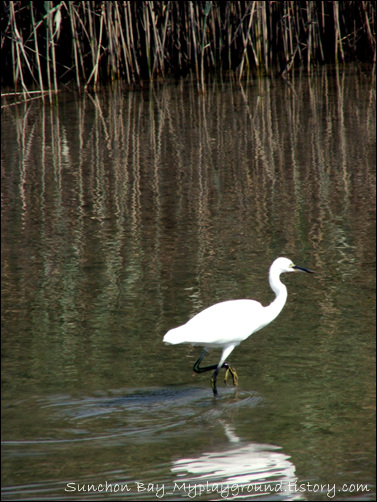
[265,269,288,322]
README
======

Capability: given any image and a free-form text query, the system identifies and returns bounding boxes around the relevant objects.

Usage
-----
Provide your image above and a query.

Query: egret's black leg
[211,366,221,397]
[193,350,238,397]
[193,349,218,373]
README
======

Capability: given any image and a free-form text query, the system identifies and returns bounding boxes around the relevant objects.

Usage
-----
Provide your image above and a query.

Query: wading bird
[163,257,314,397]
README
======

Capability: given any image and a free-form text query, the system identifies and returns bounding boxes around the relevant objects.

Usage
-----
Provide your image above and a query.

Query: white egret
[163,257,314,396]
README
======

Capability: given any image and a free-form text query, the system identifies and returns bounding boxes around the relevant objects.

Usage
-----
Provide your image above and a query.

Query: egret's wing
[163,299,263,347]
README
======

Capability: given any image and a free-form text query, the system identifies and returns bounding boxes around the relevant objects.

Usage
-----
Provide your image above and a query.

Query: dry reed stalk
[189,1,200,90]
[317,2,325,62]
[254,3,262,67]
[86,2,105,90]
[1,90,52,108]
[9,2,40,98]
[199,2,212,93]
[75,4,92,80]
[292,2,302,65]
[143,2,151,79]
[307,1,312,69]
[39,2,61,100]
[109,2,123,81]
[51,4,61,94]
[288,2,294,58]
[148,3,157,77]
[333,1,345,62]
[238,1,257,81]
[225,3,232,71]
[148,2,164,78]
[44,2,52,102]
[159,2,170,67]
[30,4,44,93]
[9,3,19,89]
[105,2,115,80]
[68,3,81,89]
[208,5,216,70]
[283,3,291,62]
[1,1,375,93]
[124,1,140,81]
[184,3,191,69]
[261,1,268,70]
[86,1,98,80]
[362,1,376,64]
[114,2,131,84]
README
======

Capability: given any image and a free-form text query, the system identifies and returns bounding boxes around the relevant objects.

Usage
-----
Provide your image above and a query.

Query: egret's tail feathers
[163,327,186,345]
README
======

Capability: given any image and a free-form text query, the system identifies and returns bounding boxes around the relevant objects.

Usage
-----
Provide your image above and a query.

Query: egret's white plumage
[164,299,265,347]
[163,257,313,396]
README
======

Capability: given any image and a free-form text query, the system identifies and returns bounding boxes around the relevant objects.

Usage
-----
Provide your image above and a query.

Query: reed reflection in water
[1,68,376,500]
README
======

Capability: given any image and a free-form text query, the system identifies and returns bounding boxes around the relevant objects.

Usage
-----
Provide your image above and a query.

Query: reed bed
[1,1,376,99]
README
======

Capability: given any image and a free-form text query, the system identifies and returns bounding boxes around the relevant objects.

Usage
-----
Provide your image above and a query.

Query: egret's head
[273,257,314,274]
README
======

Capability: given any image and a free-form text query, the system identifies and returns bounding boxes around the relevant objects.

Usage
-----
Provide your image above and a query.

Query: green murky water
[2,69,375,500]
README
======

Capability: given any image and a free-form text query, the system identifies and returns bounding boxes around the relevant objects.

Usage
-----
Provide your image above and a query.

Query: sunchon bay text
[65,480,371,499]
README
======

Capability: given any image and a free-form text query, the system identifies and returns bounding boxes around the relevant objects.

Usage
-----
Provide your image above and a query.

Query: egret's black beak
[293,264,314,274]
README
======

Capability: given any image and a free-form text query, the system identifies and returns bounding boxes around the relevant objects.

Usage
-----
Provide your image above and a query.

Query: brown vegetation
[1,1,375,100]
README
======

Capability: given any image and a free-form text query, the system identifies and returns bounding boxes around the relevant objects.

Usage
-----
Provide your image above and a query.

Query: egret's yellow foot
[224,366,238,387]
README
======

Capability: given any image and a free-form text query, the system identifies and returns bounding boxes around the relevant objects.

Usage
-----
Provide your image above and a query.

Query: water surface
[2,68,375,500]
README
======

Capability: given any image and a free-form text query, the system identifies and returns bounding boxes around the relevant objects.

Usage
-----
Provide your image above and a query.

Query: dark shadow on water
[2,386,262,450]
[42,385,262,420]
